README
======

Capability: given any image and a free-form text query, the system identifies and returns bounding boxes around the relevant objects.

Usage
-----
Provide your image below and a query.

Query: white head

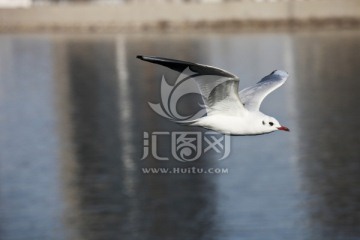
[257,114,289,134]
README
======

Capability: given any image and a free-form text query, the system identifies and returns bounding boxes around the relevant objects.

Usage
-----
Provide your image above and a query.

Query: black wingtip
[136,55,144,60]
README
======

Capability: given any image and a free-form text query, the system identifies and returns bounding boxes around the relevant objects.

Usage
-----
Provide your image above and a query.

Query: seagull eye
[262,121,265,125]
[269,122,274,126]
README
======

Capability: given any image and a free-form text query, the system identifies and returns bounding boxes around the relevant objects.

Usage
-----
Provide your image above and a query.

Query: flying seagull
[137,55,289,135]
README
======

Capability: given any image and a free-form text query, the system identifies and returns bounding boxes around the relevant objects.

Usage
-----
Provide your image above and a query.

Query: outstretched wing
[137,55,237,78]
[239,70,288,112]
[137,55,246,115]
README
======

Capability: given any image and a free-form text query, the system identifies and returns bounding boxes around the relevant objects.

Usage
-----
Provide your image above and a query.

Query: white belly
[192,114,261,135]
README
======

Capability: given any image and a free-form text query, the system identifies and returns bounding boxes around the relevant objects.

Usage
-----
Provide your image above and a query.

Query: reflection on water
[292,33,360,240]
[0,31,359,240]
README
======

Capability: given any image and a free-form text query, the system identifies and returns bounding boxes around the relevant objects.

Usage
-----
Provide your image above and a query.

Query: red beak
[277,126,290,132]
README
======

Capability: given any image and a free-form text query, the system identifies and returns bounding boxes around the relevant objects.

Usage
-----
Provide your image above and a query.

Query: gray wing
[206,80,244,115]
[239,70,288,112]
[138,55,246,115]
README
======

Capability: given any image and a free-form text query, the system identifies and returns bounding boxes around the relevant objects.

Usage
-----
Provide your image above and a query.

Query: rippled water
[0,31,359,240]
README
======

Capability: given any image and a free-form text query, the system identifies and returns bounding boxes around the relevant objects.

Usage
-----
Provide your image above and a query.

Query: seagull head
[260,116,290,133]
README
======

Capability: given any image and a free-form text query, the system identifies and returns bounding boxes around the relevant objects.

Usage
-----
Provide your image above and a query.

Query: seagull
[137,55,290,135]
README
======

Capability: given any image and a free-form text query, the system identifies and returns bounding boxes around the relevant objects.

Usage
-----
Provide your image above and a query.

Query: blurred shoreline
[0,1,360,33]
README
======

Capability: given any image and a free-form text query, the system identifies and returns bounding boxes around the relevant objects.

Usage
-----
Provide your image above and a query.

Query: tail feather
[175,119,199,125]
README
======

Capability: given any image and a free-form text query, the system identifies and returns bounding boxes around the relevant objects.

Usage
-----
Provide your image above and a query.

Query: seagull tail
[173,118,199,126]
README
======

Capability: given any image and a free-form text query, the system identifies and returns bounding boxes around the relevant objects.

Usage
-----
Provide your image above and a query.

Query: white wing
[239,70,288,111]
[138,55,246,116]
[206,79,245,115]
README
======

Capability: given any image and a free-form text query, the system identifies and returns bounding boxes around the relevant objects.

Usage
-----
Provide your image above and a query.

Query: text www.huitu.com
[141,167,229,174]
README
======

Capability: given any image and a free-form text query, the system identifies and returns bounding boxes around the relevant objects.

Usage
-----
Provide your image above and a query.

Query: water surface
[0,31,359,240]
